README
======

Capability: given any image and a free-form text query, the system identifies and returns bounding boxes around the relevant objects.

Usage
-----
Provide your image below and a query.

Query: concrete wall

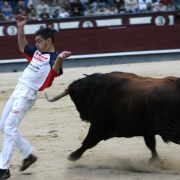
[1,50,180,73]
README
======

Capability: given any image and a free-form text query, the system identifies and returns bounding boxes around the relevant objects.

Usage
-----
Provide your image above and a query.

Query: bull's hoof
[148,156,160,163]
[67,154,80,161]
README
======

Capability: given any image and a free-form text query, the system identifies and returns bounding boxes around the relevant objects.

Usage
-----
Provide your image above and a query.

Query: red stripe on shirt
[24,53,32,62]
[39,69,60,91]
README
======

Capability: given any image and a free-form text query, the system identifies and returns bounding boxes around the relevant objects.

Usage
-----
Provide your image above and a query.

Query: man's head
[54,9,60,14]
[30,8,36,14]
[18,0,23,6]
[41,0,46,5]
[42,8,47,13]
[99,5,105,11]
[4,1,9,6]
[35,28,55,53]
[47,24,53,29]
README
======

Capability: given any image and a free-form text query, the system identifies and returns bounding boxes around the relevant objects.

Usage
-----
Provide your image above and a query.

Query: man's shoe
[19,154,38,172]
[0,169,11,180]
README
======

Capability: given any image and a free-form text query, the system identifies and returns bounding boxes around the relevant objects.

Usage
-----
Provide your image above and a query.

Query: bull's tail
[45,89,69,102]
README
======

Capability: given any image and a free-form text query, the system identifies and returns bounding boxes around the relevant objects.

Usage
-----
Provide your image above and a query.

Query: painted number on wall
[155,16,166,26]
[82,21,93,28]
[7,26,17,35]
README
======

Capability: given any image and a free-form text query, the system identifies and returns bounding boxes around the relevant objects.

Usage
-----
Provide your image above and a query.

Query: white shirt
[19,45,61,91]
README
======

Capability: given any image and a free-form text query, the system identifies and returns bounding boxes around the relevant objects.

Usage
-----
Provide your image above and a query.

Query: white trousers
[0,83,37,169]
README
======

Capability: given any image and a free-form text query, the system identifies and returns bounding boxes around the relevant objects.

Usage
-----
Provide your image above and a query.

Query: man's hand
[53,51,71,72]
[17,14,27,27]
[58,51,71,59]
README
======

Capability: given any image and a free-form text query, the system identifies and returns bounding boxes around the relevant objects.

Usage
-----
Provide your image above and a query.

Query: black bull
[45,71,180,161]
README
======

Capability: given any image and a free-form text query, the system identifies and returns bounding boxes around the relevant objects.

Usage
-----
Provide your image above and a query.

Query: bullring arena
[1,60,180,180]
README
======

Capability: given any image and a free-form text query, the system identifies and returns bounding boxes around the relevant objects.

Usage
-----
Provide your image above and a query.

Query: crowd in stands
[0,0,179,21]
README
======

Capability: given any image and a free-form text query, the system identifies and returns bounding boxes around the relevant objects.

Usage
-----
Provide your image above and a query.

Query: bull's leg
[143,135,159,161]
[67,145,87,161]
[68,124,111,161]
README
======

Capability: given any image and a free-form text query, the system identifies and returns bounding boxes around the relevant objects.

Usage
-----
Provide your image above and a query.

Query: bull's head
[45,88,70,102]
[45,75,90,102]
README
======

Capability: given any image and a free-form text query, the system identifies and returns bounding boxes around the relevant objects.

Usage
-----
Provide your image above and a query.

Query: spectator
[27,3,36,13]
[51,5,61,17]
[40,25,45,29]
[21,9,27,16]
[68,0,75,4]
[145,2,153,11]
[108,0,115,6]
[14,0,29,8]
[173,0,180,9]
[99,0,108,8]
[86,5,97,15]
[108,4,118,14]
[28,8,39,20]
[96,4,108,15]
[138,0,152,12]
[175,9,180,20]
[0,12,8,21]
[37,0,50,15]
[124,0,138,13]
[52,0,63,6]
[153,0,167,11]
[151,0,160,7]
[47,24,58,32]
[162,0,173,5]
[35,25,45,33]
[118,3,126,13]
[39,8,50,19]
[70,0,85,16]
[52,8,60,18]
[1,1,13,19]
[114,0,124,9]
[89,0,98,11]
[70,6,84,16]
[23,0,29,8]
[7,0,28,10]
[50,0,62,17]
[59,7,70,17]
[9,13,17,21]
[27,0,33,7]
[62,0,72,13]
[166,1,176,10]
[30,0,40,7]
[14,0,27,15]
[80,0,88,10]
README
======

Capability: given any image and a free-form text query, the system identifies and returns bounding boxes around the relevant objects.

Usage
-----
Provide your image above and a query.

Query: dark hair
[35,28,55,44]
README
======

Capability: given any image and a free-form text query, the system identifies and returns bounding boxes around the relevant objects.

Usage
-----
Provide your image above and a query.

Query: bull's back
[69,72,180,136]
[87,74,180,136]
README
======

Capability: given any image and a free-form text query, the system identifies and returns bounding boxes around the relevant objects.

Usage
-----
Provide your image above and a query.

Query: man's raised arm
[17,14,28,53]
[53,51,71,72]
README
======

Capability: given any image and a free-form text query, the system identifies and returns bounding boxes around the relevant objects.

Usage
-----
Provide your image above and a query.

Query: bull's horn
[83,74,89,77]
[45,89,69,102]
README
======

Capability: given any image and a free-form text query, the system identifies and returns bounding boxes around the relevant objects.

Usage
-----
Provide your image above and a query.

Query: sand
[1,60,180,180]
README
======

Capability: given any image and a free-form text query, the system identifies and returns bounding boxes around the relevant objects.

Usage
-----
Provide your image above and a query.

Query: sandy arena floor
[1,60,180,179]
